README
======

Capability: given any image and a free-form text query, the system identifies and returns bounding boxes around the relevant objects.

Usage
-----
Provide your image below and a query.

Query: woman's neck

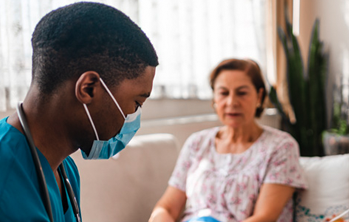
[220,121,262,143]
[215,121,263,154]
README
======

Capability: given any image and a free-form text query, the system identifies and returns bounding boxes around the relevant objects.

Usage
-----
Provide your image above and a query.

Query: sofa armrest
[70,133,180,222]
[295,154,349,221]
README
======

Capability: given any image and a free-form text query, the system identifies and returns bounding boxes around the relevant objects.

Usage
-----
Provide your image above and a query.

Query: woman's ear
[75,71,101,104]
[257,88,264,105]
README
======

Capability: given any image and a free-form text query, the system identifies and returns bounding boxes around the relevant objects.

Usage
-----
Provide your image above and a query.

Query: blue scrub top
[0,117,81,221]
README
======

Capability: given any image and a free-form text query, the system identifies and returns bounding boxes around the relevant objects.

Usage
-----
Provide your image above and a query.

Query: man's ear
[75,71,101,104]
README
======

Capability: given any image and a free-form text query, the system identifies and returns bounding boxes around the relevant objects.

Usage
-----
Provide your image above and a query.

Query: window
[0,0,266,111]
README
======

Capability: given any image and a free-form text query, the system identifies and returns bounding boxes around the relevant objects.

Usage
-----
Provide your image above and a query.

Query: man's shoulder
[0,116,26,144]
[0,117,30,166]
[0,118,40,219]
[0,116,37,192]
[0,117,12,139]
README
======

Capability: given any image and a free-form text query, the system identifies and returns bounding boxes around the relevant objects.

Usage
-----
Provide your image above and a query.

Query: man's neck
[7,87,75,171]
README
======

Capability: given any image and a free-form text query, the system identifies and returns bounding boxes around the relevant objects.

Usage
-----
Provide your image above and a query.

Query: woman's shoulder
[260,125,298,146]
[258,125,301,158]
[189,126,220,140]
[182,127,220,150]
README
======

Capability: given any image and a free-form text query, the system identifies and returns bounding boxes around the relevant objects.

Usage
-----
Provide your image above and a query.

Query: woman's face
[213,69,263,128]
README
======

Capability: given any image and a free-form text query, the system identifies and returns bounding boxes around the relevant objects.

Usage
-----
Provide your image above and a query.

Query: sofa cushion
[70,133,180,222]
[295,154,349,222]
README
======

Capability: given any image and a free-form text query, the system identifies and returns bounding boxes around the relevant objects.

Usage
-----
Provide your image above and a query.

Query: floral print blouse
[169,125,308,222]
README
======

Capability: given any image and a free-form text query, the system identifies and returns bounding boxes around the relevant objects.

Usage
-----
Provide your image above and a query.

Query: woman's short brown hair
[209,58,266,118]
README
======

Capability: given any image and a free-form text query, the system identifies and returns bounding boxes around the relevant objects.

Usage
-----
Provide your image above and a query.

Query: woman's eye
[237,91,247,96]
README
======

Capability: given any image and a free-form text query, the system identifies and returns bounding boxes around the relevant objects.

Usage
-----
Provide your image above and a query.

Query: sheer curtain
[0,0,266,111]
[139,0,267,99]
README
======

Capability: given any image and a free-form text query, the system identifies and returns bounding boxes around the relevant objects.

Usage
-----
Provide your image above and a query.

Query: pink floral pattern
[169,125,308,222]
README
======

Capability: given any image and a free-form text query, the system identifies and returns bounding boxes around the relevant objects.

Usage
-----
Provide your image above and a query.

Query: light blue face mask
[81,78,142,159]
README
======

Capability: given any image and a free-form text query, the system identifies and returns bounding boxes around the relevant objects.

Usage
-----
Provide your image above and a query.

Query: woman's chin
[223,119,256,129]
[224,121,243,129]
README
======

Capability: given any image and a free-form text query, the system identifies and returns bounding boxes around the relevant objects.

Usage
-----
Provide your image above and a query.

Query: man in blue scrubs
[0,2,158,221]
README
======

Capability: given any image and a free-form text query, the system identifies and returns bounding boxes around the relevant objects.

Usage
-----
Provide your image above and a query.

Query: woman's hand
[148,186,187,222]
[149,208,176,222]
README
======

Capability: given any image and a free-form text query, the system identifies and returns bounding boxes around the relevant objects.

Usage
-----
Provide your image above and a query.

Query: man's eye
[135,101,142,110]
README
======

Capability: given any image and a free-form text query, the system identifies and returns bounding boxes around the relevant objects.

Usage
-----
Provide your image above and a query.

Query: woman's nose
[227,93,238,106]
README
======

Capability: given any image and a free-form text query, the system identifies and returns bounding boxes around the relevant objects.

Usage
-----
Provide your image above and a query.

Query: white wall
[140,99,215,120]
[0,99,281,148]
[298,0,349,125]
[137,99,281,147]
[0,109,15,119]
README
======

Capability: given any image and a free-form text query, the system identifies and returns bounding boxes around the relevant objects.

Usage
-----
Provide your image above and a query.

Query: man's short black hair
[31,2,158,95]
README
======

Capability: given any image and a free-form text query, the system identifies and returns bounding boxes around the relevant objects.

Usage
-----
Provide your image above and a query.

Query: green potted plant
[268,7,328,156]
[322,80,349,155]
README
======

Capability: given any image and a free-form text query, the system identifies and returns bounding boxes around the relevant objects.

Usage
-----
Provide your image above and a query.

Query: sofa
[70,133,349,222]
[70,133,180,222]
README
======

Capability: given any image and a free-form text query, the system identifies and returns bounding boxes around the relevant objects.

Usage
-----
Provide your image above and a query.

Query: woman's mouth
[226,112,242,117]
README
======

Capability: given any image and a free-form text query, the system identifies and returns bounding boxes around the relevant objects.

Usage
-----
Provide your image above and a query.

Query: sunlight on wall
[345,0,349,27]
[341,48,349,107]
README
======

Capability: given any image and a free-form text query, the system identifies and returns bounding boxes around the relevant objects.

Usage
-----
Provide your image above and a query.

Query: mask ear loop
[83,103,100,140]
[99,78,126,119]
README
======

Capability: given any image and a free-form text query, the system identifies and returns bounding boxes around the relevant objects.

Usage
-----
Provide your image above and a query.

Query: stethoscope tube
[17,103,54,222]
[16,102,80,222]
[60,164,81,222]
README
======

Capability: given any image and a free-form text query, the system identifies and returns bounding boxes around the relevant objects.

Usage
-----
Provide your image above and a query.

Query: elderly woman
[148,58,307,222]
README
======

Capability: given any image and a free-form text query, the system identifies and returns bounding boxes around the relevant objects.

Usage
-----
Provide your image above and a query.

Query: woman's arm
[149,186,187,222]
[243,184,295,222]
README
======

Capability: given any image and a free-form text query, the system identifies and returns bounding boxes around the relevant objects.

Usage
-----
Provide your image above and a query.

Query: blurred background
[0,0,348,150]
